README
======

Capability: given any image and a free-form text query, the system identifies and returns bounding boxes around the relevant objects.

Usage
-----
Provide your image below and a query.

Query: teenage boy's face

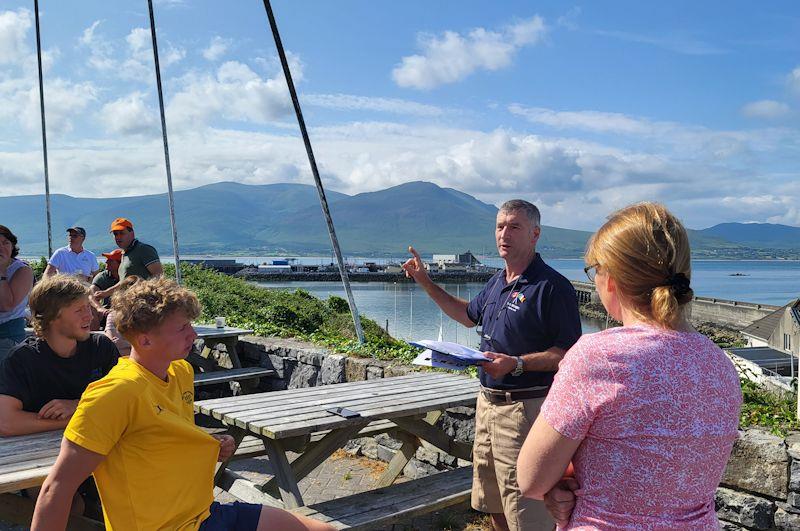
[52,296,93,341]
[147,311,198,361]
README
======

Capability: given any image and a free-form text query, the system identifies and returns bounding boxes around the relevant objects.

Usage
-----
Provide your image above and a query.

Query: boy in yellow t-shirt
[31,277,333,531]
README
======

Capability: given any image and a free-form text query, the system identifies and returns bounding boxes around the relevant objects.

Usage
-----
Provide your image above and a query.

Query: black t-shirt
[0,334,119,412]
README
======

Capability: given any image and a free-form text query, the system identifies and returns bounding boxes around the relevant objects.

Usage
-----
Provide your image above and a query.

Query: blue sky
[0,0,798,231]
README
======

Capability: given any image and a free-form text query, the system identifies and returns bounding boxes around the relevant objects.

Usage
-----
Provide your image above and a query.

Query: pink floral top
[541,325,742,530]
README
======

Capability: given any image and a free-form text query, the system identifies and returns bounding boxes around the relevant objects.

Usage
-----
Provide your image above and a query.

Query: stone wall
[236,336,800,530]
[689,297,779,329]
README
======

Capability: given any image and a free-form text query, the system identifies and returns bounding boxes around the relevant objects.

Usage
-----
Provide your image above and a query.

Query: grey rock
[345,357,371,382]
[403,458,438,479]
[384,364,414,378]
[789,492,800,509]
[375,433,403,450]
[376,444,397,463]
[288,363,320,389]
[718,521,747,531]
[791,460,800,492]
[265,354,286,378]
[366,365,384,380]
[439,412,476,444]
[440,454,457,467]
[359,438,378,460]
[297,349,326,367]
[415,446,440,467]
[775,507,800,530]
[722,429,789,499]
[715,487,775,530]
[320,354,347,385]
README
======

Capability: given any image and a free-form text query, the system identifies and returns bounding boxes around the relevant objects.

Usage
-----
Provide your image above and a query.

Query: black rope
[261,0,366,345]
[146,0,182,284]
[33,0,52,257]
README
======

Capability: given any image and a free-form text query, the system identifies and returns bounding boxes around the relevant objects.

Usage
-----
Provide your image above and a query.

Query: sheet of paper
[409,340,489,362]
[412,349,472,370]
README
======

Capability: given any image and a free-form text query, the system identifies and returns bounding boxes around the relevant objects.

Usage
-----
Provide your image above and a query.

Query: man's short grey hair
[499,199,541,228]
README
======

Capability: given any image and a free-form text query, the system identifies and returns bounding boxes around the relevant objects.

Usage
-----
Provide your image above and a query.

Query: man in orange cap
[93,218,162,302]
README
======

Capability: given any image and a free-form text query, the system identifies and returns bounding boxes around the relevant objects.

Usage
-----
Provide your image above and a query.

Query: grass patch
[739,378,799,437]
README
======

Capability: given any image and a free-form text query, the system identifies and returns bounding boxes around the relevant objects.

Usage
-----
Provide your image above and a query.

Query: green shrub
[739,378,799,436]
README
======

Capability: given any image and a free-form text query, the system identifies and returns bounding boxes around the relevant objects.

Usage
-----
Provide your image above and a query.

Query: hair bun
[665,272,691,297]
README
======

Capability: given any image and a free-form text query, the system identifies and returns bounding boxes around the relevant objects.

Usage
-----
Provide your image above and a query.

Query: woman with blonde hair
[517,202,741,529]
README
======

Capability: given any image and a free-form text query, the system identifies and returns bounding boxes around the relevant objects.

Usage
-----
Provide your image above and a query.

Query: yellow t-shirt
[65,357,219,531]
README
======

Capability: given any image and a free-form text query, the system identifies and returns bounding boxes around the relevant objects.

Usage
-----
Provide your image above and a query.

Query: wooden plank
[392,416,473,461]
[374,430,418,489]
[195,372,451,410]
[231,420,398,462]
[232,379,475,427]
[0,465,53,494]
[196,373,455,415]
[260,422,368,497]
[0,493,104,530]
[262,438,304,509]
[293,467,473,530]
[0,430,63,459]
[257,388,478,439]
[215,469,284,509]
[193,367,275,387]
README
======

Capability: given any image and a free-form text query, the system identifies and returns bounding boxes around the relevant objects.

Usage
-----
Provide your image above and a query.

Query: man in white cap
[44,227,99,282]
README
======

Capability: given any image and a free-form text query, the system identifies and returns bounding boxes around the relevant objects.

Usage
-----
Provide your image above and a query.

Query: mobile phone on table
[326,406,361,419]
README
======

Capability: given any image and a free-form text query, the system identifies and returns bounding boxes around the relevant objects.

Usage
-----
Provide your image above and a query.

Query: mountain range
[2,181,799,259]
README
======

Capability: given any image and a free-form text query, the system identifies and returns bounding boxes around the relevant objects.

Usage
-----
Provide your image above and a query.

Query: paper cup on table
[215,316,226,328]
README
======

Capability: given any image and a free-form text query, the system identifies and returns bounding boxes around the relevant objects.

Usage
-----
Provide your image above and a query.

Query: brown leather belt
[481,387,549,404]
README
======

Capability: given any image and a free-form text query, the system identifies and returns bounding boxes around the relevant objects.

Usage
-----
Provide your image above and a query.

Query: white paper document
[409,340,489,370]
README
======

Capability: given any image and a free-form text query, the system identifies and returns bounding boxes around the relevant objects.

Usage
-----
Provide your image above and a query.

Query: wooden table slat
[262,389,478,438]
[195,373,447,410]
[232,379,478,429]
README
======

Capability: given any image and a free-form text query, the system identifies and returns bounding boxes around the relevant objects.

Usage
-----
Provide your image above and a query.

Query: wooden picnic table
[194,372,480,509]
[192,325,254,369]
[0,430,62,495]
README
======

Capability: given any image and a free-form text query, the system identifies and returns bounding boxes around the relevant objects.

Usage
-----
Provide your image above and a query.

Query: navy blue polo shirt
[466,254,582,390]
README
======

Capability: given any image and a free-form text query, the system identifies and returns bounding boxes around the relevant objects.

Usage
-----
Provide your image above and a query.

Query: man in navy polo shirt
[402,199,581,531]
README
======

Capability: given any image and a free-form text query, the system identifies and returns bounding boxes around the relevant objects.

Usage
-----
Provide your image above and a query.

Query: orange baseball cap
[102,249,124,261]
[109,218,133,232]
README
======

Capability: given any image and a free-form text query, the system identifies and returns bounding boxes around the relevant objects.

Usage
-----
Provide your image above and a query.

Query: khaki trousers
[471,391,554,531]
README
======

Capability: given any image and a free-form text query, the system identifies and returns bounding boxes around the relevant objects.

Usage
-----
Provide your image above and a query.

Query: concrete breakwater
[239,270,498,283]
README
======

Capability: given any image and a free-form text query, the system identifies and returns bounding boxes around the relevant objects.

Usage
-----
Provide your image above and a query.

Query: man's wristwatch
[511,357,524,376]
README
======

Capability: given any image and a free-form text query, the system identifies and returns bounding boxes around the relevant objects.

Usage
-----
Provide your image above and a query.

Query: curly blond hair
[585,202,693,329]
[111,277,201,339]
[29,275,90,336]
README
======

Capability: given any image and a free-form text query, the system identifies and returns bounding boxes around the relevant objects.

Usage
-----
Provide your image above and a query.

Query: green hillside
[2,181,797,258]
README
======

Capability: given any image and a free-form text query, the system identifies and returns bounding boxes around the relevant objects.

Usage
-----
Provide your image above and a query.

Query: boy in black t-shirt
[0,275,119,437]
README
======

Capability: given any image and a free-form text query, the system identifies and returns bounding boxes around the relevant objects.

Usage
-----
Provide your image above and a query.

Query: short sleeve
[541,335,619,440]
[48,249,63,268]
[141,245,160,267]
[65,378,134,456]
[89,253,99,271]
[544,281,582,350]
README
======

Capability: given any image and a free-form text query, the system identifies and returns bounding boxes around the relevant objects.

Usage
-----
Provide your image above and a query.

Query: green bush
[739,378,799,436]
[167,264,413,360]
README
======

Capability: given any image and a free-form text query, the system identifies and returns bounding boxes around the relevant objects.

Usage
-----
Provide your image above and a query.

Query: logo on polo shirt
[507,291,526,312]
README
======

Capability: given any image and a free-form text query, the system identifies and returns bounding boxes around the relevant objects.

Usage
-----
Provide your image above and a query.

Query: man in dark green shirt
[93,219,162,301]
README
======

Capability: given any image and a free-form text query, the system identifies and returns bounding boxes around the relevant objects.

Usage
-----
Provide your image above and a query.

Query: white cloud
[741,100,791,120]
[98,92,158,136]
[509,105,653,135]
[392,16,546,90]
[0,8,31,65]
[304,93,444,117]
[126,27,150,59]
[163,44,186,67]
[202,36,231,61]
[79,20,116,71]
[167,60,299,127]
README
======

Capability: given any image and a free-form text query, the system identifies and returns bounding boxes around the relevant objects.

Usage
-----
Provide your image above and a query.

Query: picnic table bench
[195,371,480,526]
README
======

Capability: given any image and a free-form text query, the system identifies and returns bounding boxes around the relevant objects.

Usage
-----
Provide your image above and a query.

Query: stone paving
[1,451,486,531]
